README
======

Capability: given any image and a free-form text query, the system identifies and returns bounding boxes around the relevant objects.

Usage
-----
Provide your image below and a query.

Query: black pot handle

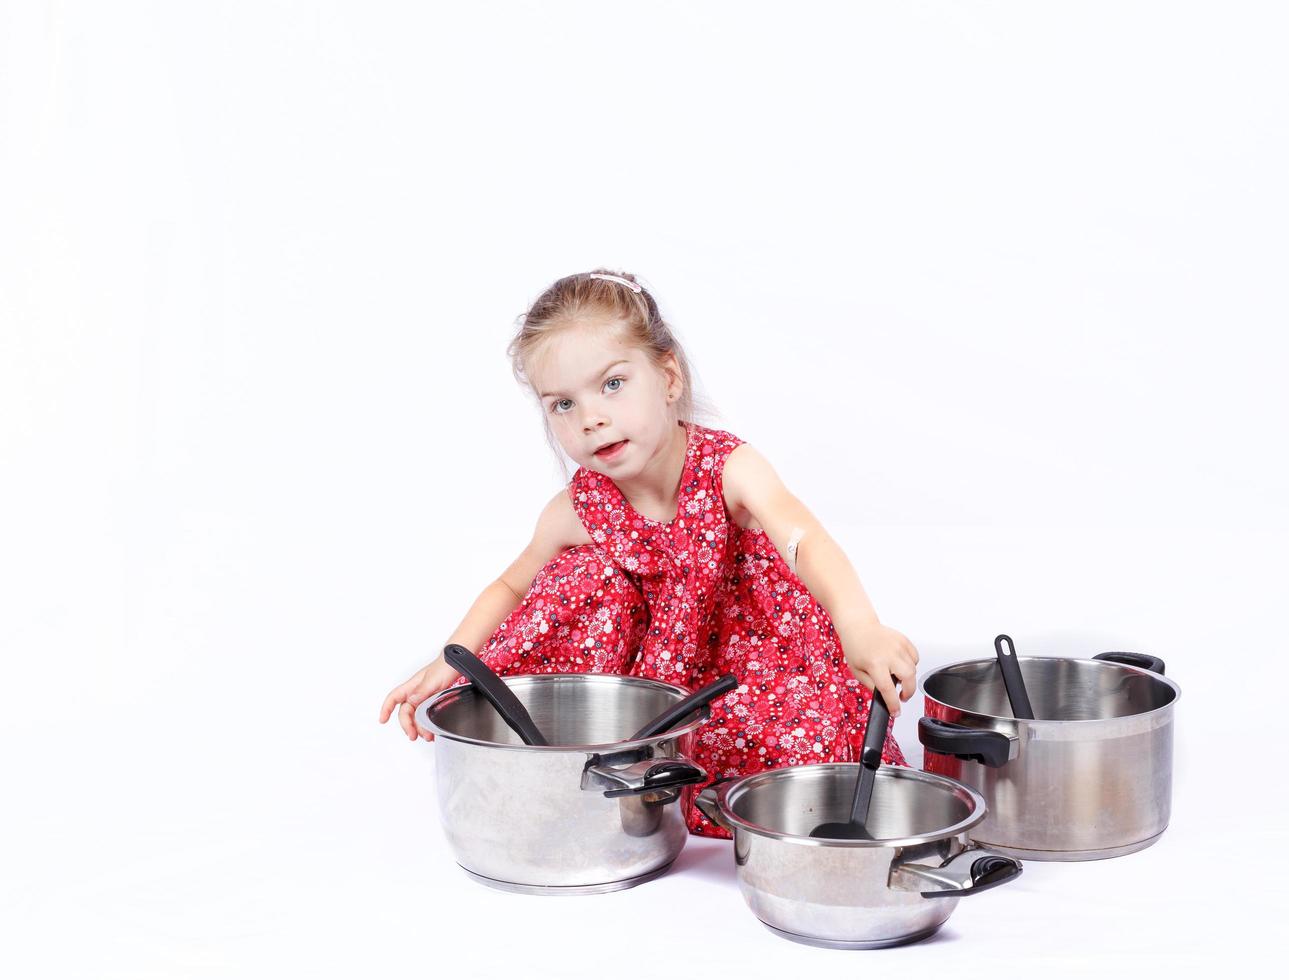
[918,718,1015,768]
[581,750,708,797]
[600,760,706,799]
[1094,651,1166,675]
[922,855,1023,899]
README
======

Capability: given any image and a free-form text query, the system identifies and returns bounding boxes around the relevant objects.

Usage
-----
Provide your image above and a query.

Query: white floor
[4,528,1279,979]
[5,658,1274,980]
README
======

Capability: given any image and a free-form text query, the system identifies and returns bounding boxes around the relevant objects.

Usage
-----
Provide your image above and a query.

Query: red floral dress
[470,419,908,838]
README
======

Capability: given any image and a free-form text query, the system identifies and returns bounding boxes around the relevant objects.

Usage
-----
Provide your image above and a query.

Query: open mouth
[594,440,628,458]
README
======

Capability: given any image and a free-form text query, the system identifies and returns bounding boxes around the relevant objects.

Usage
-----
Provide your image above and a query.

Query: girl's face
[529,323,682,475]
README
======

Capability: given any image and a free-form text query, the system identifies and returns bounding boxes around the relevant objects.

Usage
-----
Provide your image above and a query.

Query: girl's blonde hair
[507,268,721,480]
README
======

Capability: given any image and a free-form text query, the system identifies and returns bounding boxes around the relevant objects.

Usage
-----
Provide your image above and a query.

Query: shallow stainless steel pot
[919,651,1181,861]
[696,765,1022,949]
[414,673,709,895]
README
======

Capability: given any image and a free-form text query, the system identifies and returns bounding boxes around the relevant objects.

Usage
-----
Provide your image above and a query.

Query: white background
[2,1,1284,976]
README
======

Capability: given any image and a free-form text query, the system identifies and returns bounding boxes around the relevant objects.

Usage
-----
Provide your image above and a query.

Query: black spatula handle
[443,644,549,746]
[629,674,738,741]
[994,634,1035,720]
[850,679,892,823]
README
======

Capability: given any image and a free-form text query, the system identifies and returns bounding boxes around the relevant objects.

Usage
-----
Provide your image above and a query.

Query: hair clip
[587,273,643,293]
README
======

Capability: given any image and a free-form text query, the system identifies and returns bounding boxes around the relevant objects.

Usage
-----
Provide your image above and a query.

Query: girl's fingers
[379,687,404,723]
[875,673,902,717]
[897,655,917,691]
[380,666,436,724]
[380,673,423,723]
[412,684,440,739]
[380,667,451,738]
[896,660,918,700]
[411,675,449,707]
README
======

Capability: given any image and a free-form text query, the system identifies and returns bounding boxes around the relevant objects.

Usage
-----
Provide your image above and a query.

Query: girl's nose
[581,408,610,432]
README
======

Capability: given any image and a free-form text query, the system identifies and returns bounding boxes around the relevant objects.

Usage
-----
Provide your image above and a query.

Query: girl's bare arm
[722,444,919,716]
[379,488,590,739]
[441,487,591,654]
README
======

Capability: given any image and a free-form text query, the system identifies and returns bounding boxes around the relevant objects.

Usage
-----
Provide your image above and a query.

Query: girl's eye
[551,377,625,415]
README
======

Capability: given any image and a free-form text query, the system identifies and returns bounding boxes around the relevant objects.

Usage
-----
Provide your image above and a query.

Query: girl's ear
[660,351,683,400]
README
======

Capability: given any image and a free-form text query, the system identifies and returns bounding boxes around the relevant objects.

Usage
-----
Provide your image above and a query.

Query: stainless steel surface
[708,763,983,847]
[422,671,709,750]
[760,921,943,951]
[696,765,1022,948]
[921,656,1180,860]
[459,861,677,896]
[415,673,709,892]
[924,656,1178,721]
[983,829,1167,862]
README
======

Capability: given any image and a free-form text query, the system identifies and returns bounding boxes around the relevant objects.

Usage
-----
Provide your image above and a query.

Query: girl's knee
[531,545,643,605]
[480,546,645,674]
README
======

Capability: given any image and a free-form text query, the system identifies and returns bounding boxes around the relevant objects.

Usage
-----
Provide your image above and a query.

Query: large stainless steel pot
[919,651,1181,861]
[696,764,1023,949]
[414,673,709,895]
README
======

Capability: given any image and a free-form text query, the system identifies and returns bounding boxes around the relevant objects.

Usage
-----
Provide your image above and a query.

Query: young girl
[379,269,919,838]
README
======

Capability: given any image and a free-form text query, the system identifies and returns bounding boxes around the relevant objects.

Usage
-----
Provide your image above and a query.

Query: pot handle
[695,777,739,832]
[581,754,707,800]
[890,847,1023,898]
[918,718,1017,767]
[1094,651,1166,675]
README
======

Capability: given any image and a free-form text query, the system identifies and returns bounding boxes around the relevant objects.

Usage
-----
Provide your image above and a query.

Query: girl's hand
[843,622,920,718]
[379,655,462,741]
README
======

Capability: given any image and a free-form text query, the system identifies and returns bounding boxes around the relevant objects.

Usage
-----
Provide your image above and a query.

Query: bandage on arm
[785,527,805,576]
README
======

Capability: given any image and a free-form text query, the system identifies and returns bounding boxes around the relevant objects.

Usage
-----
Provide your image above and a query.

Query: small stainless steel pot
[918,651,1181,861]
[696,765,1022,949]
[414,673,709,895]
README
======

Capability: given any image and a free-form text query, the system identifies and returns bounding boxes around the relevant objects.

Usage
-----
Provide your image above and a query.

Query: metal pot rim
[919,655,1182,725]
[415,672,710,752]
[713,764,988,848]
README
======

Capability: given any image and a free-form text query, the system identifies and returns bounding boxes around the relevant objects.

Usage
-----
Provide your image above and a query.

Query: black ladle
[629,673,739,740]
[808,681,895,840]
[443,644,549,745]
[994,633,1035,720]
